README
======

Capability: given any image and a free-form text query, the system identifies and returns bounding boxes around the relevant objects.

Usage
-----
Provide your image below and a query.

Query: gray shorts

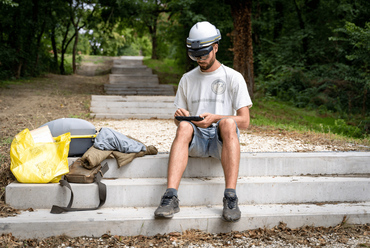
[185,118,240,160]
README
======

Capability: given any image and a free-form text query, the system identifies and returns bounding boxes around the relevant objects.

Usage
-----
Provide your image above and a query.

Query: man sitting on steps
[154,21,253,222]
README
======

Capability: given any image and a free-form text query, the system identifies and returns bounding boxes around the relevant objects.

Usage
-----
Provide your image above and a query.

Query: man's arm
[192,106,250,130]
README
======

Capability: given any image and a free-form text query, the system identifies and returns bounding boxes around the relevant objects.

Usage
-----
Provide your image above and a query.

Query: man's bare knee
[177,121,193,132]
[175,121,194,142]
[219,118,237,133]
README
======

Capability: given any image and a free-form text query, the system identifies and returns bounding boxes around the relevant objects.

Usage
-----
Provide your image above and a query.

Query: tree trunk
[51,27,59,73]
[273,1,284,41]
[59,22,75,75]
[72,29,78,74]
[0,22,2,43]
[60,53,65,75]
[227,0,255,99]
[15,59,22,79]
[151,33,158,59]
[363,88,368,117]
[149,18,158,60]
[293,0,308,55]
[34,20,46,75]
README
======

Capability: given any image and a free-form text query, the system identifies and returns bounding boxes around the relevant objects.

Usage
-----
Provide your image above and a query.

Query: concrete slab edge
[1,202,369,239]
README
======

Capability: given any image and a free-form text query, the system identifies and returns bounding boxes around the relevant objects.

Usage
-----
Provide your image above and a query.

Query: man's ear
[214,43,219,53]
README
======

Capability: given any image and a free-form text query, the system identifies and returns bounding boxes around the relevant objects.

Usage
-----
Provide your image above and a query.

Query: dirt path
[76,56,113,76]
[0,73,107,139]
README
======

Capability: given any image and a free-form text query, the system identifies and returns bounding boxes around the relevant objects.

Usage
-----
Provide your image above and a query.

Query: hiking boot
[222,193,241,222]
[154,191,180,218]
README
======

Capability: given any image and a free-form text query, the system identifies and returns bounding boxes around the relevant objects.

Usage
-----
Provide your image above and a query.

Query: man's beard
[198,55,216,71]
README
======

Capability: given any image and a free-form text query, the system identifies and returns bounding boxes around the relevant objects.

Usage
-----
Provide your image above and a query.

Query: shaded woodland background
[0,0,369,136]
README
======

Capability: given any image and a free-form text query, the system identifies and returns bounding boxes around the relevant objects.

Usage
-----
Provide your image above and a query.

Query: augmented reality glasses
[188,45,213,61]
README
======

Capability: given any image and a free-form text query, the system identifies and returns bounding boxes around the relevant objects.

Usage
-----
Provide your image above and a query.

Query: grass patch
[143,58,184,86]
[0,138,12,146]
[251,98,369,145]
[0,138,12,168]
[0,78,31,88]
[68,113,92,119]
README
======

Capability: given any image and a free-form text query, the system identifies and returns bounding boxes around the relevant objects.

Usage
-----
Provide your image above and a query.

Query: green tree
[252,0,370,131]
[0,0,57,78]
[330,21,370,116]
[69,0,98,73]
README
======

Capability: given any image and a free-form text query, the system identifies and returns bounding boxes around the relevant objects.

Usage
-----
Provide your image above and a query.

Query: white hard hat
[186,21,221,49]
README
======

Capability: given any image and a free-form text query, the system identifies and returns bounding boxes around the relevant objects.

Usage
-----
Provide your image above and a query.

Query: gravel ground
[90,119,361,153]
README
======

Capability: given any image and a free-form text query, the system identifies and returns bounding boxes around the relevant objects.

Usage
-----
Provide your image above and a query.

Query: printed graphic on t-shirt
[211,79,226,95]
[192,99,224,104]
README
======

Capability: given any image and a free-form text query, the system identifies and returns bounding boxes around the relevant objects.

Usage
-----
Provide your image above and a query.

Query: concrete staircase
[90,95,176,119]
[91,56,176,119]
[105,56,175,96]
[2,151,370,239]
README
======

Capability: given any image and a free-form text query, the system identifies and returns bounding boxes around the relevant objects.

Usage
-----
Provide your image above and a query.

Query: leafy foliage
[253,0,370,137]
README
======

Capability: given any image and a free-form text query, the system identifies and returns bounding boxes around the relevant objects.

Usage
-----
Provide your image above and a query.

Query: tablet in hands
[175,116,204,121]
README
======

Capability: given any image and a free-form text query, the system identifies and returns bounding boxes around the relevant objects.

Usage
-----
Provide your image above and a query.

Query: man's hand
[192,108,250,130]
[192,113,215,128]
[174,108,190,126]
[174,108,190,117]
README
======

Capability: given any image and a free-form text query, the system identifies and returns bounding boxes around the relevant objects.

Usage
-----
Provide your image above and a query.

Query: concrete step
[105,84,174,90]
[6,175,370,209]
[92,95,176,102]
[82,152,370,179]
[1,203,369,239]
[113,56,144,66]
[90,95,177,119]
[91,113,174,119]
[6,152,370,210]
[91,106,176,114]
[105,91,175,96]
[111,65,152,74]
[4,152,370,238]
[90,99,175,109]
[104,84,175,96]
[109,74,159,84]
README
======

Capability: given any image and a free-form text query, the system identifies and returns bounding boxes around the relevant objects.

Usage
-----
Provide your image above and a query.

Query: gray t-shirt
[174,64,252,116]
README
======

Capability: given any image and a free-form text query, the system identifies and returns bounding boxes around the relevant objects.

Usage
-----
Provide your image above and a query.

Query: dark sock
[224,188,236,197]
[165,188,178,197]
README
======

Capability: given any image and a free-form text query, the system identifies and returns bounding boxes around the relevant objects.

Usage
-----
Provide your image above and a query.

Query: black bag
[50,159,109,214]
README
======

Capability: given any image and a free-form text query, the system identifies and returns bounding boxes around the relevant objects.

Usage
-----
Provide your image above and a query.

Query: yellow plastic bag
[10,128,71,183]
